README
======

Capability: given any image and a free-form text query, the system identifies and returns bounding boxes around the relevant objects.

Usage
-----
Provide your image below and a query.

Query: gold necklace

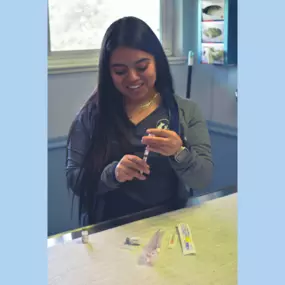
[139,92,159,109]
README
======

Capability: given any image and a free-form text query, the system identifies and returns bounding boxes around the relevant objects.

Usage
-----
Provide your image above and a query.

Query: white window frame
[48,0,186,74]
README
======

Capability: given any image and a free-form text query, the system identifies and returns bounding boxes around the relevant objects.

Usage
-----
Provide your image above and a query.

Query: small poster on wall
[202,21,224,43]
[201,43,224,64]
[202,0,225,21]
[199,0,237,65]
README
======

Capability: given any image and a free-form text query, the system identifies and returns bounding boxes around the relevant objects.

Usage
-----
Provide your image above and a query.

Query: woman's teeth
[128,83,143,89]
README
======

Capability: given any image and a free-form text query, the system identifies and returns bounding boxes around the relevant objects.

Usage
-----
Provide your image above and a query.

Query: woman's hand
[141,128,183,157]
[115,155,150,183]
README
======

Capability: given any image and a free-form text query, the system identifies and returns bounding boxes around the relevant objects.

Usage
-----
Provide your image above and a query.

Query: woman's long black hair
[66,16,180,224]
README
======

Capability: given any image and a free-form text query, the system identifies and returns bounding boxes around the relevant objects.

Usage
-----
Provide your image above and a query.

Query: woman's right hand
[115,155,150,183]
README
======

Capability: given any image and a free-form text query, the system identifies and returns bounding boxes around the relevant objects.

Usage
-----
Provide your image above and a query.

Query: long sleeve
[66,108,120,196]
[100,161,121,190]
[170,99,213,189]
[66,111,91,196]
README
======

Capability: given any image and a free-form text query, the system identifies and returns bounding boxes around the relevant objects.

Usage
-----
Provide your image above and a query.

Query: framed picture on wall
[201,43,224,64]
[202,21,224,43]
[198,0,237,65]
[202,0,225,21]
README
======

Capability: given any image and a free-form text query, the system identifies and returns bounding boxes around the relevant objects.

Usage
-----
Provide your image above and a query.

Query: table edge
[48,187,237,248]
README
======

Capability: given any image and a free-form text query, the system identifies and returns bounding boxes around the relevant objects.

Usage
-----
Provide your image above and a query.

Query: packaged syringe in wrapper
[176,223,196,255]
[138,229,164,266]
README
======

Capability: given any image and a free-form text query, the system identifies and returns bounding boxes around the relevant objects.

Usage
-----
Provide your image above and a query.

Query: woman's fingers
[124,155,150,174]
[115,155,150,182]
[121,165,146,181]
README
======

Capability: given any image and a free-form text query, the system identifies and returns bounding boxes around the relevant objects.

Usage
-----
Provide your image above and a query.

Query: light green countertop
[48,193,237,285]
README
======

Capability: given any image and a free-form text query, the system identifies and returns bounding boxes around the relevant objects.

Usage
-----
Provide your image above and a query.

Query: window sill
[48,55,187,75]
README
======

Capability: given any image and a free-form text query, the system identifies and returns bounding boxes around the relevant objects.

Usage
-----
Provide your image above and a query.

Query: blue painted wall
[48,121,237,236]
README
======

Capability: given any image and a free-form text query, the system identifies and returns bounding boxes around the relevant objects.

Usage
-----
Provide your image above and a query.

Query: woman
[66,16,213,225]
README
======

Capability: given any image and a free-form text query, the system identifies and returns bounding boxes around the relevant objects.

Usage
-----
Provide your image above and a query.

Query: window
[48,0,184,73]
[49,0,160,52]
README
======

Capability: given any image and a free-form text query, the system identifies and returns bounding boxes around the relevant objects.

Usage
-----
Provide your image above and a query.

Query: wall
[48,0,237,236]
[180,0,237,127]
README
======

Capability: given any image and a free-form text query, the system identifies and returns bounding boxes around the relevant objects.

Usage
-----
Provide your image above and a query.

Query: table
[48,191,237,285]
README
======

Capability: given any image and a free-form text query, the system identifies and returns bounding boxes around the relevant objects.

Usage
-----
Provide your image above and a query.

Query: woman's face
[110,47,157,103]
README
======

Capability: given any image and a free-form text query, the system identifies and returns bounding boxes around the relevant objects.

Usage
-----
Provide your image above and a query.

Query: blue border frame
[3,1,48,283]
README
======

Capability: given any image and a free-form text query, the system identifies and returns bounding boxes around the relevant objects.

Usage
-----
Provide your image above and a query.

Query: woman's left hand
[141,128,183,157]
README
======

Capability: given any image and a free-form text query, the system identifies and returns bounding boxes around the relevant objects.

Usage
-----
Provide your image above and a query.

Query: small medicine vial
[125,237,140,246]
[81,230,89,244]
